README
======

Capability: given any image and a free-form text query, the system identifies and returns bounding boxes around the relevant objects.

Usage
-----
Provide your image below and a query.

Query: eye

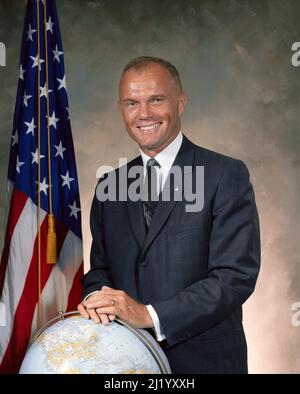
[151,98,163,104]
[126,101,137,108]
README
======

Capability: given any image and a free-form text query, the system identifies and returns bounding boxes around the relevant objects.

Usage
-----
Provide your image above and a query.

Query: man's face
[118,64,187,156]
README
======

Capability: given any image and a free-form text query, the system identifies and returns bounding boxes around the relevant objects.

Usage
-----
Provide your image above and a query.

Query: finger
[101,287,124,297]
[98,313,109,326]
[96,306,116,316]
[77,303,89,319]
[101,287,117,296]
[108,314,116,321]
[87,308,100,323]
[101,286,114,291]
[86,299,115,309]
[83,292,101,306]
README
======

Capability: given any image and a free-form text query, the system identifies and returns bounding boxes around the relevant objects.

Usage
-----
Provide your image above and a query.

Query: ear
[178,91,188,116]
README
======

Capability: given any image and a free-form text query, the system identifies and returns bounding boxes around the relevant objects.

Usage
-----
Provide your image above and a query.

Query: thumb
[101,285,112,291]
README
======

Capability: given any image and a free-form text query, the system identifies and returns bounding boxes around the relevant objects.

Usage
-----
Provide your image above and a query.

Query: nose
[138,102,152,120]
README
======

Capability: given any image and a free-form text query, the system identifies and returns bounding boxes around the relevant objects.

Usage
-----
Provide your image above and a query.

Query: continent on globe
[19,313,171,374]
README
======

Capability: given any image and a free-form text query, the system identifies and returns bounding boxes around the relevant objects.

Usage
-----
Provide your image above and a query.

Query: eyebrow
[149,94,166,100]
[122,98,139,103]
[122,94,167,103]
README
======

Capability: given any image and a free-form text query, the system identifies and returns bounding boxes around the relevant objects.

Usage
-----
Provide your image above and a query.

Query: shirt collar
[139,131,183,172]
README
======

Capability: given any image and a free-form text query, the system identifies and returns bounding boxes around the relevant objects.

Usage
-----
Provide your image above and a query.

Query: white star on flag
[53,45,63,63]
[19,64,25,80]
[30,54,45,70]
[54,141,67,159]
[12,131,18,146]
[61,171,75,189]
[31,148,45,164]
[47,111,59,130]
[40,83,53,98]
[1,0,85,374]
[25,118,36,136]
[46,16,54,34]
[26,24,36,42]
[57,75,67,91]
[16,156,25,174]
[23,91,32,107]
[36,178,49,196]
[68,201,80,219]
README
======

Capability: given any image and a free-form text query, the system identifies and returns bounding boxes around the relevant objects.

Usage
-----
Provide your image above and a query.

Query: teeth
[139,123,160,131]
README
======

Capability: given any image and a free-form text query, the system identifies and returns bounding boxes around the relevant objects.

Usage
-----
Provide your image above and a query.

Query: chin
[140,135,162,147]
[141,141,167,153]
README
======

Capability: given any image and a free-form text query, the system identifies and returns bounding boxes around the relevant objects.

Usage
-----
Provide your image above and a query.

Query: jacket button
[187,332,191,338]
[140,260,148,267]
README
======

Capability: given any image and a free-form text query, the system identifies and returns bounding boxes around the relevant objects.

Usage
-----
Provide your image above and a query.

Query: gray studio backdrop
[0,0,300,373]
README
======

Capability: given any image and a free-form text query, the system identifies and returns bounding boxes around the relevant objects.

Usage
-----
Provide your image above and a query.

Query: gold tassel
[46,214,57,264]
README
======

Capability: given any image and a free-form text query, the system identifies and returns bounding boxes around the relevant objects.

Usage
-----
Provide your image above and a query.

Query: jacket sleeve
[81,182,114,300]
[152,159,261,346]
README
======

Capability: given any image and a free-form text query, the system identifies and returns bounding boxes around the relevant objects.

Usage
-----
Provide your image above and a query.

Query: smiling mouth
[137,122,162,131]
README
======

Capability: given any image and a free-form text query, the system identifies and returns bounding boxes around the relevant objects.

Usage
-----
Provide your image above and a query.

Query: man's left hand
[84,286,154,329]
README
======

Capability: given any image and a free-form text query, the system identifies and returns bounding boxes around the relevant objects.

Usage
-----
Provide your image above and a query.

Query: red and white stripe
[0,187,83,373]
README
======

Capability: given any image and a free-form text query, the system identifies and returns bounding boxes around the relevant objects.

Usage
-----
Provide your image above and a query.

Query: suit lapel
[141,135,196,256]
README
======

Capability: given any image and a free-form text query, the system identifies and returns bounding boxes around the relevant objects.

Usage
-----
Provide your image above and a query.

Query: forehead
[119,64,178,97]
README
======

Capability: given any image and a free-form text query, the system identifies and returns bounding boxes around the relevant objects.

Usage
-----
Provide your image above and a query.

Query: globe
[19,312,171,374]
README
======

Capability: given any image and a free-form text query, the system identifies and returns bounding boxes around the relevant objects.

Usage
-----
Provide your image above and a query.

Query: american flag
[0,0,83,373]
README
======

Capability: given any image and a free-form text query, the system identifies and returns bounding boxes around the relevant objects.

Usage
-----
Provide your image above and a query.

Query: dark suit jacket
[82,135,261,374]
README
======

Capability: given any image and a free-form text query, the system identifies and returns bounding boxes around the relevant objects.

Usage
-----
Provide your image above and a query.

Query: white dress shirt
[139,131,183,195]
[140,131,183,341]
[85,132,183,342]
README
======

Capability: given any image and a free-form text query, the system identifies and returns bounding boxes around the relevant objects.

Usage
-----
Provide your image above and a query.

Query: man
[78,56,261,374]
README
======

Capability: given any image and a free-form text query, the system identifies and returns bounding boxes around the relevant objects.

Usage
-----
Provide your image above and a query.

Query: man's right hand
[77,292,116,325]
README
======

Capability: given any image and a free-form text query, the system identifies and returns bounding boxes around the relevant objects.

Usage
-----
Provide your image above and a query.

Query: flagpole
[43,0,57,264]
[36,0,42,327]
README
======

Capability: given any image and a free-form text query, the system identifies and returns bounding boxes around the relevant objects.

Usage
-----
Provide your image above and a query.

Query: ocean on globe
[19,312,171,374]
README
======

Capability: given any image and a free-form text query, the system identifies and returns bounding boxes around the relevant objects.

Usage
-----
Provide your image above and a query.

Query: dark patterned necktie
[142,158,160,227]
